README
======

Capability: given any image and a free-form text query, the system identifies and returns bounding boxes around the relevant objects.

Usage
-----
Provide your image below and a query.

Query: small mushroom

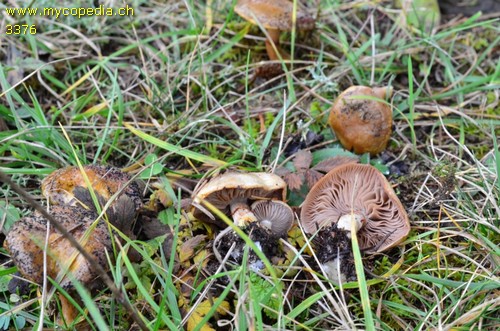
[41,165,142,212]
[328,86,393,155]
[300,162,410,253]
[191,172,286,227]
[4,205,113,324]
[235,0,315,61]
[251,200,294,237]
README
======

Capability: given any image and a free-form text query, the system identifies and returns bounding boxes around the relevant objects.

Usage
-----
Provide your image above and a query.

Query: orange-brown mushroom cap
[300,163,410,253]
[41,165,142,212]
[235,0,315,31]
[328,86,393,155]
[4,205,111,290]
[235,0,315,61]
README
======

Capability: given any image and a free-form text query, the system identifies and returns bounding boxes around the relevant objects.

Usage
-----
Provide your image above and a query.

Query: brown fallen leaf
[283,172,303,191]
[311,155,358,173]
[293,150,313,173]
[179,234,207,263]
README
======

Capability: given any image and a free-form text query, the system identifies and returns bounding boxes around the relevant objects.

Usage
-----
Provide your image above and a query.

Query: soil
[312,224,357,281]
[213,222,284,271]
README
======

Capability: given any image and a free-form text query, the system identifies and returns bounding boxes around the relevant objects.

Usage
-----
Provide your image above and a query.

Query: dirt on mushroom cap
[328,86,393,155]
[4,205,112,290]
[300,163,410,253]
[41,165,143,211]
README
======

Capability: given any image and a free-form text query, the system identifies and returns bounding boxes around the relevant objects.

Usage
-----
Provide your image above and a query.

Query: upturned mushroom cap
[251,200,294,236]
[4,205,111,290]
[235,0,315,31]
[328,86,393,155]
[41,165,142,211]
[300,163,410,253]
[191,172,286,226]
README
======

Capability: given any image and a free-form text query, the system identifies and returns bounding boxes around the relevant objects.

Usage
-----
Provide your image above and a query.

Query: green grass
[1,0,499,330]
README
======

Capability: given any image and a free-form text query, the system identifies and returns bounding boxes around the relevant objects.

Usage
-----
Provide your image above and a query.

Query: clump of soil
[213,222,285,272]
[311,224,357,282]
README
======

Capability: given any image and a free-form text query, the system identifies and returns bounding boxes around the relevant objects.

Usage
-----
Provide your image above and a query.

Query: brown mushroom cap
[328,86,393,155]
[235,0,315,31]
[191,172,286,227]
[4,205,111,289]
[300,163,410,253]
[251,200,294,236]
[41,165,142,211]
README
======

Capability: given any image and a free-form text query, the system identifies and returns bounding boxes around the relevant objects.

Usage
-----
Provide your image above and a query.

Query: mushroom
[328,86,393,155]
[300,162,410,253]
[234,0,315,61]
[4,204,114,324]
[191,172,286,227]
[250,200,294,237]
[41,165,142,212]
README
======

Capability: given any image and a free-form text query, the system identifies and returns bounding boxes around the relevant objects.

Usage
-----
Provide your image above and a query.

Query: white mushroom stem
[260,219,272,231]
[230,201,258,227]
[337,214,365,238]
[321,257,347,284]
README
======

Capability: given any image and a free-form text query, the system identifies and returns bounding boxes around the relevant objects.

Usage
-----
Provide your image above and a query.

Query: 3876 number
[6,24,37,35]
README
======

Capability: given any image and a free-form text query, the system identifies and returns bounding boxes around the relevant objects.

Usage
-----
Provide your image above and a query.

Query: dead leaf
[193,249,210,267]
[283,173,303,191]
[179,235,207,263]
[140,216,170,239]
[293,150,313,173]
[311,156,358,173]
[179,296,230,331]
[305,170,323,188]
[288,226,312,255]
[274,166,291,177]
[149,189,173,208]
[187,308,214,331]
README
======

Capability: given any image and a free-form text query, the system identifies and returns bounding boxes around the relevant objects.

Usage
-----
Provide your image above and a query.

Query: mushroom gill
[300,163,410,253]
[251,200,294,237]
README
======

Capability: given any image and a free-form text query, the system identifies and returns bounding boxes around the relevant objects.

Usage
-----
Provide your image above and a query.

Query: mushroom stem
[264,29,290,61]
[322,257,347,284]
[373,86,393,100]
[230,201,258,227]
[337,214,365,238]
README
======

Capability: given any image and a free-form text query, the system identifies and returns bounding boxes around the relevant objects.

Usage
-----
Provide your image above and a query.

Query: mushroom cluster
[191,171,291,230]
[191,171,294,270]
[4,165,141,325]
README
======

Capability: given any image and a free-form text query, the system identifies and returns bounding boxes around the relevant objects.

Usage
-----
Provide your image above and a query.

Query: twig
[0,170,149,331]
